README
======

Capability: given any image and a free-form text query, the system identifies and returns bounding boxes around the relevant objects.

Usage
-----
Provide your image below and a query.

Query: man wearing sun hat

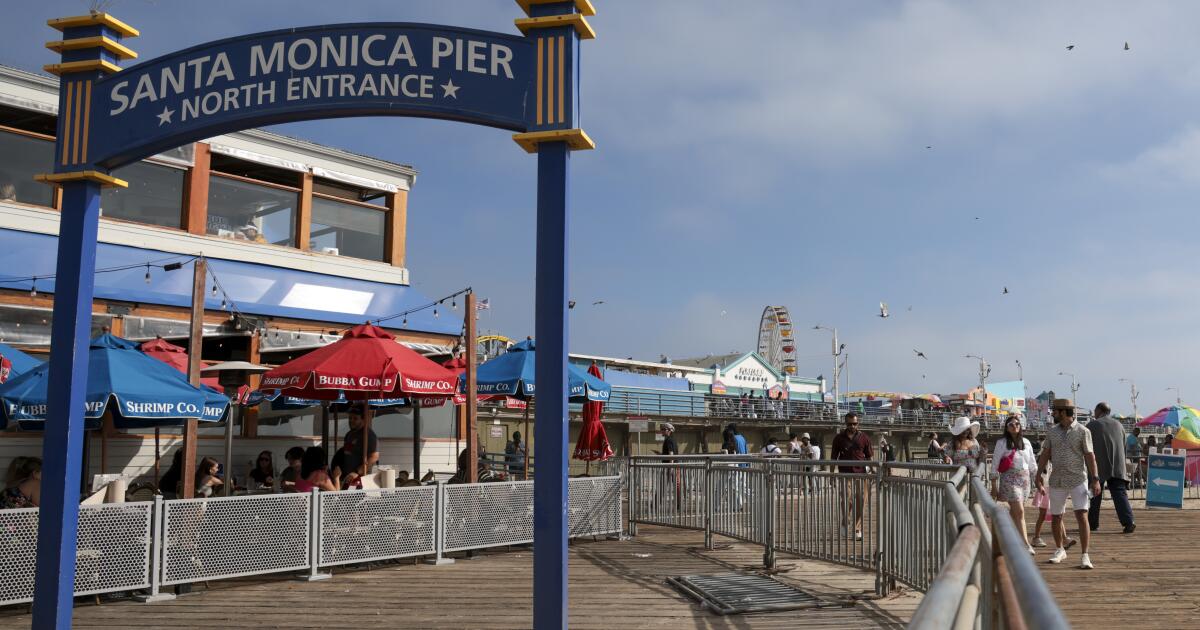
[1036,398,1101,570]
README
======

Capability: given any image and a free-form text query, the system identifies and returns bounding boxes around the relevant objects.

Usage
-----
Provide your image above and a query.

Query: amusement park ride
[757,306,798,375]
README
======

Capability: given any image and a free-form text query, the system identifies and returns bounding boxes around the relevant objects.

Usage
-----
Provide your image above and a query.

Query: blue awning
[600,369,692,392]
[0,228,459,335]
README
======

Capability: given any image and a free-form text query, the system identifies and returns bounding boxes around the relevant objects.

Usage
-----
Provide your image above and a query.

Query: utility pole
[966,355,990,416]
[814,325,843,421]
[1058,371,1079,409]
[181,257,205,499]
[1119,378,1139,420]
[1166,386,1181,406]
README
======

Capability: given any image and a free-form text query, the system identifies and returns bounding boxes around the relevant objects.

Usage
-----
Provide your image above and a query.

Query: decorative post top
[37,11,137,188]
[512,0,595,153]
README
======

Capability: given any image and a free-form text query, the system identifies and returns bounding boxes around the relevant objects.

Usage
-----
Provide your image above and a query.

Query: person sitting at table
[295,447,336,492]
[396,470,421,487]
[195,457,224,498]
[248,450,275,490]
[2,456,41,508]
[158,450,184,499]
[333,410,378,489]
[279,446,306,492]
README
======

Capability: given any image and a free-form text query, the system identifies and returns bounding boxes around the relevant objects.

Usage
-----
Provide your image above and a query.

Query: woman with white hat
[944,416,986,477]
[991,413,1038,554]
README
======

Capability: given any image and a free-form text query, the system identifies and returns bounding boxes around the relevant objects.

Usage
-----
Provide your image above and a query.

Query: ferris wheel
[757,306,797,376]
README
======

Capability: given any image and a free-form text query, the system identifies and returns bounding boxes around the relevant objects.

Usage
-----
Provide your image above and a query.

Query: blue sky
[6,1,1200,415]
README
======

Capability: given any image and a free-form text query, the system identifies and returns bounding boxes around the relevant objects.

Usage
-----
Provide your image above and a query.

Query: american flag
[476,298,490,311]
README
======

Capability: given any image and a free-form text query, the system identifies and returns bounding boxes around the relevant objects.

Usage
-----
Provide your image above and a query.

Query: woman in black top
[248,450,275,489]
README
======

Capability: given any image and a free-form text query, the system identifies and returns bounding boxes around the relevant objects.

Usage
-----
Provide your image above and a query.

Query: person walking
[879,435,896,463]
[505,431,526,480]
[927,432,944,460]
[991,414,1038,554]
[944,417,986,478]
[761,437,782,455]
[797,433,820,493]
[831,411,872,540]
[788,432,803,455]
[1125,427,1144,488]
[727,424,748,454]
[1087,403,1136,534]
[1036,398,1101,570]
[660,423,678,458]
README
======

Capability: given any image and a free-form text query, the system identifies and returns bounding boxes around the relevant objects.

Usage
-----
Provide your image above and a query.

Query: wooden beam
[296,172,313,251]
[243,331,261,438]
[465,292,478,483]
[385,189,408,268]
[181,142,211,234]
[180,258,205,498]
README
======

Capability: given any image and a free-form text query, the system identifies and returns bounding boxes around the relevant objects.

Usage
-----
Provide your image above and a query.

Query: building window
[0,129,54,208]
[101,161,185,228]
[206,175,297,246]
[310,195,385,261]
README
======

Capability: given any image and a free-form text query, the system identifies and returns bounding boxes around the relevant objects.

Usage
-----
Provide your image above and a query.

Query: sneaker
[1080,553,1094,570]
[1122,524,1136,534]
[855,530,863,541]
[1048,548,1067,564]
[1064,538,1078,550]
[1033,537,1047,548]
[1028,545,1036,555]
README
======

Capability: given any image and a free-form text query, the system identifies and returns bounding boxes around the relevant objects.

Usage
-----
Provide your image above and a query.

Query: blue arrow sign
[85,23,534,169]
[1147,451,1186,509]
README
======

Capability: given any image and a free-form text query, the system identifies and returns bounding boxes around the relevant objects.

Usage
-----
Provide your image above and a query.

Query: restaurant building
[0,64,467,485]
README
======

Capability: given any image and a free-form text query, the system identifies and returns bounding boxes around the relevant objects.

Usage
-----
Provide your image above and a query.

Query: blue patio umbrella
[0,342,40,382]
[473,339,611,402]
[0,333,229,431]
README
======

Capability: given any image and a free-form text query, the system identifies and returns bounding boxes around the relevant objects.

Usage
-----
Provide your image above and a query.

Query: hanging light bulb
[452,299,457,311]
[294,331,300,340]
[220,297,227,310]
[434,307,439,318]
[144,264,152,284]
[402,316,408,327]
[211,284,218,297]
[274,329,280,339]
[29,278,37,298]
[319,333,326,342]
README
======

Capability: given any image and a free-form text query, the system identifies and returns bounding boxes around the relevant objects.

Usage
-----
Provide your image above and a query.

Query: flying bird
[720,310,727,317]
[879,302,889,318]
[592,300,605,306]
[1002,287,1009,295]
[907,305,913,312]
[1066,44,1075,50]
[568,300,576,309]
[914,349,928,360]
[925,145,932,149]
[1124,42,1130,51]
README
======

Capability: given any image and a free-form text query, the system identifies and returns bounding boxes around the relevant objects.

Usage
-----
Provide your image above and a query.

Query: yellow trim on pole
[46,36,138,60]
[43,59,122,76]
[515,14,596,39]
[48,13,140,38]
[35,171,129,189]
[512,128,595,153]
[515,0,596,17]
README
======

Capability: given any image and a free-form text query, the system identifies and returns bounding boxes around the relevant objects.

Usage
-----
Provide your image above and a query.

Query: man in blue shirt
[727,423,748,454]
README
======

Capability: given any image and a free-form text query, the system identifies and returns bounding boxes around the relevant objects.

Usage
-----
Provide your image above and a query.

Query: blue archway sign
[35,3,595,628]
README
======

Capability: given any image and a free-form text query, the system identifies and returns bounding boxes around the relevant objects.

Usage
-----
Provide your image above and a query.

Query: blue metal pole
[32,180,102,629]
[533,140,570,629]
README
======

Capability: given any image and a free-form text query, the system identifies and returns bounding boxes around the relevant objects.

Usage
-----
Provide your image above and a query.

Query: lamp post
[965,355,990,417]
[1119,378,1139,420]
[1058,371,1080,411]
[1166,386,1181,405]
[201,360,270,495]
[814,325,844,421]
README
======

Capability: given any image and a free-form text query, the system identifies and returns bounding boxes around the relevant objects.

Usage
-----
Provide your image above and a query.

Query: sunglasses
[847,422,860,426]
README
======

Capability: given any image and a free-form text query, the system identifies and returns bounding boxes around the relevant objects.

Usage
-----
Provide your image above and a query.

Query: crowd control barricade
[0,470,625,608]
[0,501,153,606]
[627,454,1069,629]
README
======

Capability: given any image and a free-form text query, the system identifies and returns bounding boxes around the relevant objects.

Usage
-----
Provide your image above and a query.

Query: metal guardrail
[0,475,623,606]
[627,454,1070,629]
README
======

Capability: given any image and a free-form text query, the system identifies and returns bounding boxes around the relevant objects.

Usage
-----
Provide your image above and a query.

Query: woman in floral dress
[944,416,986,477]
[991,414,1038,554]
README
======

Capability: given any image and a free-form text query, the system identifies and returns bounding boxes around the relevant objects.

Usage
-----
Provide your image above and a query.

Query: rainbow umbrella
[1137,404,1200,449]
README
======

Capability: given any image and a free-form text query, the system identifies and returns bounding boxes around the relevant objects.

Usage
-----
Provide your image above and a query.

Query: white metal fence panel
[442,481,534,552]
[319,486,436,567]
[0,502,152,606]
[567,476,622,537]
[162,493,310,585]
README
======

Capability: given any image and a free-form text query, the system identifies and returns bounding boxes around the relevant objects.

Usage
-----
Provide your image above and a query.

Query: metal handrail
[969,477,1070,630]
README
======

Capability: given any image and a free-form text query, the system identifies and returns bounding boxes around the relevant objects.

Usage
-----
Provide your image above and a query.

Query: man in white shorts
[1036,398,1101,569]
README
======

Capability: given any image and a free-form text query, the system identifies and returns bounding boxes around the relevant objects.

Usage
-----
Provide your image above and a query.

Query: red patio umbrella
[261,324,458,481]
[573,362,613,467]
[140,338,222,389]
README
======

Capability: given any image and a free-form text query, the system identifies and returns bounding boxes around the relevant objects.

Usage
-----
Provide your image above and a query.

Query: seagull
[907,305,913,312]
[720,310,727,317]
[1002,287,1009,295]
[925,145,932,149]
[914,349,928,360]
[1124,42,1130,51]
[592,300,605,306]
[879,302,890,318]
[1066,44,1075,50]
[568,300,576,309]
[922,374,927,379]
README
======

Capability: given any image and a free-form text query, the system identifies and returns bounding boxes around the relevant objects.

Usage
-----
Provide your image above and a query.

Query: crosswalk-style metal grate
[667,573,827,615]
[162,493,310,585]
[319,486,436,566]
[0,503,152,606]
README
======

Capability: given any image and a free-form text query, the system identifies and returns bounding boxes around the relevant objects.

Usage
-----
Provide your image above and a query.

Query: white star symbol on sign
[440,79,460,99]
[156,106,175,126]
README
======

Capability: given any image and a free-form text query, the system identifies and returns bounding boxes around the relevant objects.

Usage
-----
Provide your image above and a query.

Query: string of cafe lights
[0,254,201,296]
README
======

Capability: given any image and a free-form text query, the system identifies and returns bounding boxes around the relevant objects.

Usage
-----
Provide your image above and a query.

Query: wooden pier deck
[0,526,917,629]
